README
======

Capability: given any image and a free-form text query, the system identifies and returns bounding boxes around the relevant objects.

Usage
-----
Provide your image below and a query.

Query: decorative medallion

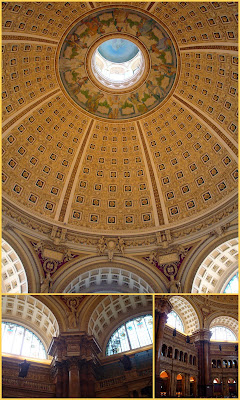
[57,7,179,120]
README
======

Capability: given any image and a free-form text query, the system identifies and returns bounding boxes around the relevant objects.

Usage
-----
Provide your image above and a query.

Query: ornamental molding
[2,195,237,252]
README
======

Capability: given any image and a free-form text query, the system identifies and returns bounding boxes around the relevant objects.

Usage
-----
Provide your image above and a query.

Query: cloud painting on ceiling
[58,8,178,120]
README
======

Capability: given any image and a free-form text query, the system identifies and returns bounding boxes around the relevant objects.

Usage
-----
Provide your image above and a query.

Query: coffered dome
[2,2,238,294]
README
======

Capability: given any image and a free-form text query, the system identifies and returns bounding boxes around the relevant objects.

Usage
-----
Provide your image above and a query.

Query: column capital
[48,332,102,362]
[155,296,173,315]
[191,328,212,342]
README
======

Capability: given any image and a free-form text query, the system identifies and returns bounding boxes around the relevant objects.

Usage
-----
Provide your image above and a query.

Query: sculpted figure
[97,236,106,255]
[67,302,78,329]
[40,271,52,293]
[117,237,125,254]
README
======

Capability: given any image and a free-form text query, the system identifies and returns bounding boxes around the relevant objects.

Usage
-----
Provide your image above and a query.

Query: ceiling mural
[58,7,178,120]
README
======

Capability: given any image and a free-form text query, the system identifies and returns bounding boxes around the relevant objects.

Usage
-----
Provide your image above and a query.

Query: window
[224,273,238,293]
[2,322,47,359]
[210,326,236,341]
[167,311,184,333]
[106,315,153,356]
[92,38,144,90]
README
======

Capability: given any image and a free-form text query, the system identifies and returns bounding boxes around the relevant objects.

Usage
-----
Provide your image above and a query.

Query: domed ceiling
[2,2,238,236]
[58,7,178,119]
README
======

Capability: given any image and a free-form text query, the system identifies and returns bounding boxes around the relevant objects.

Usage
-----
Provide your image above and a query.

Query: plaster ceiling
[2,2,238,235]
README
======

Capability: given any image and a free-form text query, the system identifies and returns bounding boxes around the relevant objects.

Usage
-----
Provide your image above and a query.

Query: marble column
[53,361,63,398]
[192,329,212,397]
[222,376,228,397]
[185,373,190,397]
[155,297,173,376]
[170,371,176,397]
[62,361,68,398]
[48,333,101,398]
[68,358,80,398]
[155,297,172,398]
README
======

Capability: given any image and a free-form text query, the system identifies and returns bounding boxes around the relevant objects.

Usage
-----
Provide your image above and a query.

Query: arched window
[167,346,172,358]
[2,322,46,359]
[161,344,167,357]
[167,311,184,332]
[106,314,153,356]
[210,326,237,341]
[224,273,238,293]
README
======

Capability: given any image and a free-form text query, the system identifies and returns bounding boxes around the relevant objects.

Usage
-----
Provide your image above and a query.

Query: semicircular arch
[2,295,60,352]
[78,294,152,350]
[2,230,43,293]
[181,230,238,293]
[52,255,167,293]
[168,295,200,334]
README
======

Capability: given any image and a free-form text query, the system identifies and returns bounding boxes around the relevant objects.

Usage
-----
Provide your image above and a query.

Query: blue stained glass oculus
[98,39,139,63]
[106,315,153,356]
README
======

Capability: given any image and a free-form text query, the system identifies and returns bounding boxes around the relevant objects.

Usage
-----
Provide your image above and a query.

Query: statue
[33,241,43,253]
[67,301,78,329]
[149,251,157,264]
[120,354,132,371]
[107,240,116,261]
[64,248,74,262]
[97,236,106,255]
[168,275,180,293]
[117,237,125,254]
[40,271,52,293]
[19,359,30,378]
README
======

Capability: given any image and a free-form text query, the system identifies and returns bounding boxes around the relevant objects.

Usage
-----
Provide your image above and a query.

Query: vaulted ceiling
[2,2,238,238]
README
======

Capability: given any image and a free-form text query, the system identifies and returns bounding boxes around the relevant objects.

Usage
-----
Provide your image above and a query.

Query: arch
[223,272,238,293]
[169,296,200,334]
[63,266,154,293]
[2,321,47,359]
[2,295,59,353]
[176,374,184,397]
[167,346,172,358]
[79,294,152,350]
[2,230,42,293]
[2,238,28,293]
[106,314,153,356]
[181,230,238,293]
[213,377,222,396]
[179,350,183,362]
[209,316,238,339]
[210,326,236,341]
[161,344,167,357]
[159,371,170,397]
[166,310,184,333]
[223,360,228,368]
[189,376,197,397]
[52,255,167,293]
[189,236,238,293]
[233,360,238,368]
[174,349,179,360]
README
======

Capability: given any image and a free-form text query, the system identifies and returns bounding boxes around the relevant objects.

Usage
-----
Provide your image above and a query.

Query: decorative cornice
[2,194,237,249]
